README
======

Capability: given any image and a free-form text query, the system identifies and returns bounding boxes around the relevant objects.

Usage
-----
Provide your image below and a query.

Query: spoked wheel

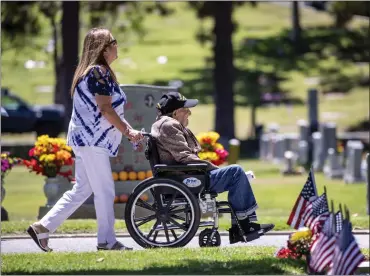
[125,178,200,248]
[199,229,221,247]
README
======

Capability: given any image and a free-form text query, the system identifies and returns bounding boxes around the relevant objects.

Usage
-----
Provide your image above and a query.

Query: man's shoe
[228,220,275,244]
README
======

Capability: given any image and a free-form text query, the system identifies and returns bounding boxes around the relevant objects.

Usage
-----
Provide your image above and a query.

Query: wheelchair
[124,133,252,248]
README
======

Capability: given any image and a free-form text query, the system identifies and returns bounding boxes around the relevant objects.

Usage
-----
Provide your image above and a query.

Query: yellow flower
[214,143,224,150]
[199,152,206,160]
[290,228,312,242]
[40,154,56,163]
[56,150,71,161]
[196,132,207,142]
[208,131,220,144]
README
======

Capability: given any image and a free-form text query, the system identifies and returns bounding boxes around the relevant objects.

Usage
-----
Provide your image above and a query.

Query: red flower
[215,149,228,159]
[202,137,212,144]
[275,247,300,259]
[28,148,35,157]
[212,158,223,166]
[53,145,59,153]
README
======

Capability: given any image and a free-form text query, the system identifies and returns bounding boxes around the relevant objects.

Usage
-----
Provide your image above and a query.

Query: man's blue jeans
[209,164,258,221]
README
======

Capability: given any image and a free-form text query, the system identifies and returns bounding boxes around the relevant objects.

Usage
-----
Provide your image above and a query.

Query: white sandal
[27,225,53,252]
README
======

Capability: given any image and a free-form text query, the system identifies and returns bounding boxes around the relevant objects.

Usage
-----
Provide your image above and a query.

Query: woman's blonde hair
[70,27,118,97]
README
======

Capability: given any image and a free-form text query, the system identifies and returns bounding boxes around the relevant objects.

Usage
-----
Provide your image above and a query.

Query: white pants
[40,146,117,246]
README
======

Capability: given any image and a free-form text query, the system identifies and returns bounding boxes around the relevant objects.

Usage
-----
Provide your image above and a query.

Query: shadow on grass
[346,118,370,132]
[137,25,369,106]
[236,25,370,74]
[138,66,304,107]
[4,258,306,275]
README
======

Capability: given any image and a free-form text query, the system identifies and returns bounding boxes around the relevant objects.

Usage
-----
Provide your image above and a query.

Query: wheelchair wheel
[125,178,200,248]
[199,229,221,247]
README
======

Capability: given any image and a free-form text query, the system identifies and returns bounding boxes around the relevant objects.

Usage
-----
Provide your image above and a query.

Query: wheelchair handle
[141,132,152,138]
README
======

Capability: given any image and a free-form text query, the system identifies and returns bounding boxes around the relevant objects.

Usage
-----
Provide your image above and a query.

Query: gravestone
[228,138,240,164]
[308,89,319,137]
[297,119,309,142]
[273,135,286,164]
[315,123,337,172]
[40,85,177,219]
[323,148,344,179]
[267,134,278,161]
[298,140,309,165]
[281,151,301,175]
[267,123,279,134]
[259,134,270,161]
[343,140,364,184]
[312,132,322,171]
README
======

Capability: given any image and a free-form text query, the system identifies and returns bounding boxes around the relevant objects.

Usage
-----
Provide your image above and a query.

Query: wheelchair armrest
[154,163,208,173]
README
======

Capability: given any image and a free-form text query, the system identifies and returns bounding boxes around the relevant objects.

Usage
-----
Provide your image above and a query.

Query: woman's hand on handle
[125,129,144,143]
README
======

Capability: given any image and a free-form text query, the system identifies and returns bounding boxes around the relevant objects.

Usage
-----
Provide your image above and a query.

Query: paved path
[2,233,369,254]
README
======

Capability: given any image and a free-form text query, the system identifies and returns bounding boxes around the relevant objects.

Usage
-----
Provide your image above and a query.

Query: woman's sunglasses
[107,39,117,46]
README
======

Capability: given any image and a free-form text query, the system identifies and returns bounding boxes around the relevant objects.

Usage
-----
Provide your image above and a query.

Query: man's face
[174,107,191,127]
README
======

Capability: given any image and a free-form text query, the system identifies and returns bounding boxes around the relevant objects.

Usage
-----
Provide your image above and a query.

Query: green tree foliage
[328,1,370,28]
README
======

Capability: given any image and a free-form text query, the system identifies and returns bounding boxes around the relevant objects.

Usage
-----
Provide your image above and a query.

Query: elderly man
[151,92,274,243]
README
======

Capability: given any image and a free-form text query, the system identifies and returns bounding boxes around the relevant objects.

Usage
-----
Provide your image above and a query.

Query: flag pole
[331,200,336,232]
[324,185,328,202]
[344,204,350,221]
[310,167,318,196]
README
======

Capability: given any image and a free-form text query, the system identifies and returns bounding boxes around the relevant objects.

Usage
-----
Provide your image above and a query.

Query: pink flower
[215,149,229,159]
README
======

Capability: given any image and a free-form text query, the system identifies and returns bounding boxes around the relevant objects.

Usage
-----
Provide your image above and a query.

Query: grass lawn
[2,160,368,235]
[1,247,369,275]
[0,247,307,275]
[1,2,369,142]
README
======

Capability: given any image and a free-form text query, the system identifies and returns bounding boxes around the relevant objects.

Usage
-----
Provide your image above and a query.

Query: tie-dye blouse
[67,65,126,157]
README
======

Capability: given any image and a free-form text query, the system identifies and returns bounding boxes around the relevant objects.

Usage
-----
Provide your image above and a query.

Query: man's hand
[245,170,255,182]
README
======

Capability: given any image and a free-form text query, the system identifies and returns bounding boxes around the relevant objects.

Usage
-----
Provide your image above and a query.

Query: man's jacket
[151,115,219,172]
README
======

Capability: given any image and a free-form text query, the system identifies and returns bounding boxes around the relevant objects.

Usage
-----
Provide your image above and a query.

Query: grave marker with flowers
[22,135,74,218]
[1,152,22,220]
[196,131,229,166]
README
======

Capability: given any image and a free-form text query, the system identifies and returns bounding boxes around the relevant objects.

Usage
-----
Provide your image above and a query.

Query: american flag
[301,193,330,234]
[335,211,343,233]
[328,219,365,275]
[309,212,336,273]
[287,169,318,229]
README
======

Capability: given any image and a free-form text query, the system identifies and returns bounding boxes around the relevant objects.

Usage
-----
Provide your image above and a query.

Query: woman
[27,27,143,251]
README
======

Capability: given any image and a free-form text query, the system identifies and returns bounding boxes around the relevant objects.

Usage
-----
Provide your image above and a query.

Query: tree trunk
[249,104,257,138]
[292,1,302,54]
[213,2,235,139]
[61,1,80,131]
[51,17,63,105]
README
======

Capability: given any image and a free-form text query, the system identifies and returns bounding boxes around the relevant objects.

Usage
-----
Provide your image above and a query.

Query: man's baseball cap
[156,92,198,115]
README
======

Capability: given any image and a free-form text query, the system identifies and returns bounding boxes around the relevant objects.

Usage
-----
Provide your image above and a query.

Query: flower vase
[43,176,70,207]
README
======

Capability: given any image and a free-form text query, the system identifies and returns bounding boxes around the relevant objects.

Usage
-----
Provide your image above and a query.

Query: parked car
[1,88,65,137]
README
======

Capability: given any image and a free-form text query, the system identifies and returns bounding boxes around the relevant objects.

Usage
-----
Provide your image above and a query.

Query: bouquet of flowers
[196,131,229,166]
[275,227,313,260]
[23,135,73,179]
[1,152,22,181]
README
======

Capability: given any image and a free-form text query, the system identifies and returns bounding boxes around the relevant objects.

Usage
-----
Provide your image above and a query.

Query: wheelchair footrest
[228,225,263,244]
[218,207,232,214]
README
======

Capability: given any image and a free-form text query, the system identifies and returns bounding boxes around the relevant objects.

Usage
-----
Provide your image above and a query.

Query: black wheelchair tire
[199,228,221,247]
[125,178,201,248]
